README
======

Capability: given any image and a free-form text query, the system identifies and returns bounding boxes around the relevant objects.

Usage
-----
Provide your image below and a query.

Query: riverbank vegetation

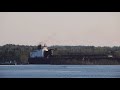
[0,44,120,65]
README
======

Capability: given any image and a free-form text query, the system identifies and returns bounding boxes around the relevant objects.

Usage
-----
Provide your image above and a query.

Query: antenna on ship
[37,41,45,49]
[41,32,57,46]
[37,44,42,50]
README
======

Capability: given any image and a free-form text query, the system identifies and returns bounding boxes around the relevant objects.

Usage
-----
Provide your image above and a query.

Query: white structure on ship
[30,44,48,58]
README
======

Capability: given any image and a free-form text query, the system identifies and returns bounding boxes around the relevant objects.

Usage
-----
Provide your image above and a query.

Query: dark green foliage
[50,45,120,56]
[0,44,120,64]
[0,44,37,64]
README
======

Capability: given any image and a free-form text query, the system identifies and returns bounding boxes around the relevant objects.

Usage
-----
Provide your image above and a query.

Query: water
[0,65,120,78]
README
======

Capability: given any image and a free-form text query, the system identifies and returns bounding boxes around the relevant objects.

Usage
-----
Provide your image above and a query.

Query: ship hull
[28,57,51,64]
[28,55,120,64]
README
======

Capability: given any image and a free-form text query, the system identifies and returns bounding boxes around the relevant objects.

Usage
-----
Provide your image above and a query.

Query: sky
[0,12,120,46]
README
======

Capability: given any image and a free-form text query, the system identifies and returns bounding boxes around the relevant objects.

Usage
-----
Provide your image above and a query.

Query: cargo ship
[28,44,54,64]
[28,44,118,64]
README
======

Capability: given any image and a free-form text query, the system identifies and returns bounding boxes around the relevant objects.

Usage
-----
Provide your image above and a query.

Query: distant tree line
[0,44,37,64]
[0,44,120,64]
[50,45,120,57]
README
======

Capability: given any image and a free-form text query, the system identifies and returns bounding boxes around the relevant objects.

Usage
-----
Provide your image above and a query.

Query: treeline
[51,45,120,57]
[0,44,37,64]
[0,44,120,64]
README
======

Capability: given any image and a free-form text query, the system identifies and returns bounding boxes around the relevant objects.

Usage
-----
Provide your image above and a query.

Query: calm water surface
[0,65,120,78]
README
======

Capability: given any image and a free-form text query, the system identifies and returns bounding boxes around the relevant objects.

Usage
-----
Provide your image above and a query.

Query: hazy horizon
[0,12,120,47]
